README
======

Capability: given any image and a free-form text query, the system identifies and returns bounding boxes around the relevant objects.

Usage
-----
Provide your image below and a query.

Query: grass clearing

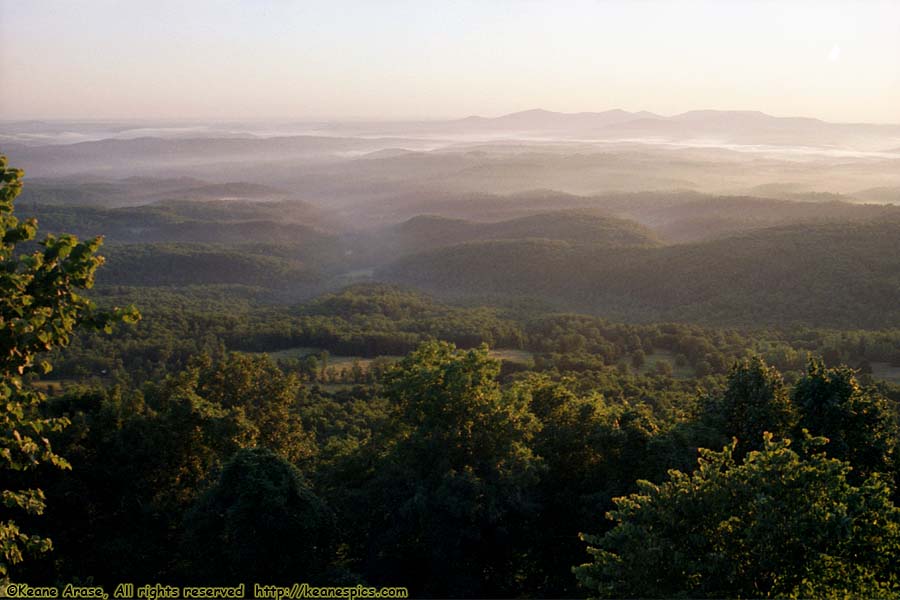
[489,349,535,367]
[870,362,900,384]
[31,379,77,395]
[253,346,402,374]
[640,350,694,379]
[259,346,533,367]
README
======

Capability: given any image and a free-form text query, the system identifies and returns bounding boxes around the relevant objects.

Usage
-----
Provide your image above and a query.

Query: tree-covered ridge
[3,156,900,598]
[381,220,900,328]
[18,179,900,332]
[18,200,339,246]
[99,243,318,288]
[379,209,661,255]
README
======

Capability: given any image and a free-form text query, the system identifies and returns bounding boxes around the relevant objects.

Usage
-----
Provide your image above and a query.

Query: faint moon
[829,45,842,61]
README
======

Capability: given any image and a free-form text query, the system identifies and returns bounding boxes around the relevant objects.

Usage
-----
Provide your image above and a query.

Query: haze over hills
[5,106,900,329]
[354,210,661,262]
[15,183,899,330]
[312,108,900,150]
[5,109,900,210]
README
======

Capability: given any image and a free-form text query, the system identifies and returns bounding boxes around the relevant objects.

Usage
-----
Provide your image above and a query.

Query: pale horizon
[2,0,899,124]
[3,106,900,128]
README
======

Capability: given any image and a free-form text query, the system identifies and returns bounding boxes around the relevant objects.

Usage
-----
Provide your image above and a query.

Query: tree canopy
[575,434,900,599]
[0,157,138,581]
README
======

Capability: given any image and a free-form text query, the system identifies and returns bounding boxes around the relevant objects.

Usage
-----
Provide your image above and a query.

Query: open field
[870,362,900,384]
[639,350,695,379]
[31,379,76,395]
[259,346,534,371]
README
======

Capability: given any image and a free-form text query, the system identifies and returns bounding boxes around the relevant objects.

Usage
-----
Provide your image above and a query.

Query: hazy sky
[2,0,899,123]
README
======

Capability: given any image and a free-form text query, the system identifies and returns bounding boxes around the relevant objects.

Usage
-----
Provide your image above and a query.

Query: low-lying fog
[3,109,900,222]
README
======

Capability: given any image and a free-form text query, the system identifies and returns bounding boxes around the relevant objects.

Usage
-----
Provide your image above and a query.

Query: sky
[1,0,899,123]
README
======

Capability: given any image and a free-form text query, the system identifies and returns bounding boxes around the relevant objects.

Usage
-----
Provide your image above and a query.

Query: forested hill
[363,210,661,258]
[21,199,337,241]
[380,221,900,328]
[401,210,660,245]
[16,190,900,329]
[99,243,318,288]
[18,178,290,207]
[606,195,900,242]
[340,187,900,242]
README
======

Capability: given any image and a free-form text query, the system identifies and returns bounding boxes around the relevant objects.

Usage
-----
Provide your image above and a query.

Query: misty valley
[3,108,900,598]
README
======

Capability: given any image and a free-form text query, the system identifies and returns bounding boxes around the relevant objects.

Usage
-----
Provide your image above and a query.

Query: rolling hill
[603,195,900,242]
[852,187,900,204]
[5,134,423,177]
[379,210,661,256]
[378,221,900,328]
[23,199,339,244]
[99,243,318,288]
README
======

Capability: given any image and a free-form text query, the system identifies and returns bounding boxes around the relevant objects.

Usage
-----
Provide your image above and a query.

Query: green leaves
[2,489,48,516]
[575,434,900,598]
[793,359,897,483]
[0,155,141,581]
[362,341,543,596]
[182,448,336,584]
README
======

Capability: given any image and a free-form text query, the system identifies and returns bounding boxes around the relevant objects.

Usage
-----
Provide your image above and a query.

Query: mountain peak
[453,108,651,129]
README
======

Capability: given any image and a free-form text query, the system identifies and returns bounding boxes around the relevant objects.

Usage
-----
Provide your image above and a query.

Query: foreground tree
[793,359,897,483]
[575,433,900,599]
[711,356,797,458]
[0,157,138,581]
[521,374,672,597]
[20,351,319,584]
[182,447,337,584]
[361,341,542,597]
[195,352,317,463]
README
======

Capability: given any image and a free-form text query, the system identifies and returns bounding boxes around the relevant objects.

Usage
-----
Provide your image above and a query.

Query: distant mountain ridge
[452,107,900,129]
[454,108,661,130]
[439,108,900,149]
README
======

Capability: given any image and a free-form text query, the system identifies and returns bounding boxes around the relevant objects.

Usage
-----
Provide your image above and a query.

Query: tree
[0,157,138,581]
[630,350,645,370]
[714,357,796,458]
[793,359,897,483]
[31,380,254,584]
[521,375,670,597]
[362,341,542,597]
[182,447,336,584]
[575,434,900,599]
[195,352,317,464]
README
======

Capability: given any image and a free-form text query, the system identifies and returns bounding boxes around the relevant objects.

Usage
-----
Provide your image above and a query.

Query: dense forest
[7,0,900,594]
[3,139,900,600]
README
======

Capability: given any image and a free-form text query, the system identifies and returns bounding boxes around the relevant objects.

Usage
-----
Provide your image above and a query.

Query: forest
[3,146,900,599]
[3,91,900,600]
[7,0,900,595]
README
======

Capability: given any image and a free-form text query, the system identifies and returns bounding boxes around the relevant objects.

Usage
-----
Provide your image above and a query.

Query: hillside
[377,210,660,256]
[605,195,900,242]
[361,190,900,243]
[24,199,340,245]
[853,186,900,204]
[379,221,900,328]
[5,134,423,177]
[18,176,309,208]
[18,177,205,207]
[100,243,318,288]
[480,211,661,246]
